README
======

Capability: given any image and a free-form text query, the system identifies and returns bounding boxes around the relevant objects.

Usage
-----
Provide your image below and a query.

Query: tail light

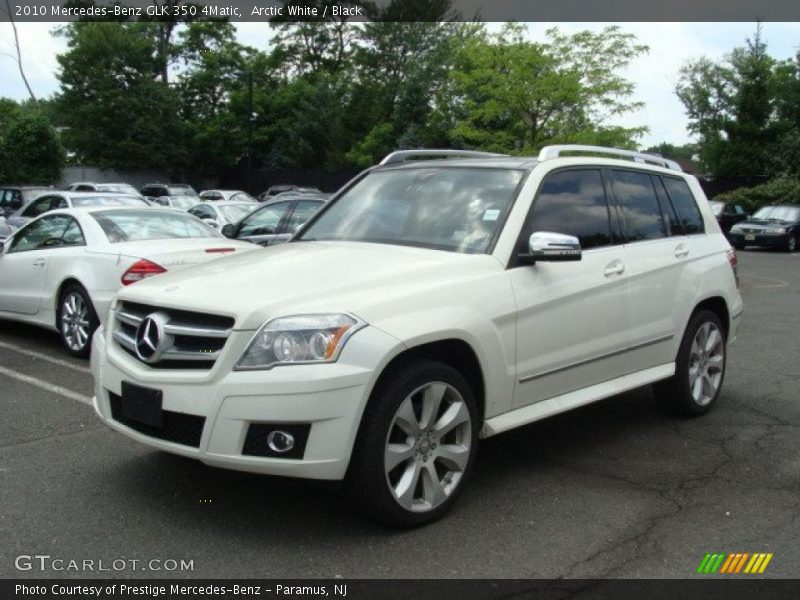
[205,247,236,254]
[121,259,166,286]
[726,249,739,288]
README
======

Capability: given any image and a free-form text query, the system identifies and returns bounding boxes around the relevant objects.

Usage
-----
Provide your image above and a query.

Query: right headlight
[235,313,366,370]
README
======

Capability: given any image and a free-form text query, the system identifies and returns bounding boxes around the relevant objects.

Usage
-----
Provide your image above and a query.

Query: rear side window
[653,177,683,236]
[609,170,667,242]
[527,169,612,250]
[663,177,704,235]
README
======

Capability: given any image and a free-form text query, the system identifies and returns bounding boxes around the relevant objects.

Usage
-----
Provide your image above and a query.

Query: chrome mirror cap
[528,231,582,262]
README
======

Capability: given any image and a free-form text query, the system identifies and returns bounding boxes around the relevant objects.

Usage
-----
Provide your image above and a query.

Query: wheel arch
[692,296,730,341]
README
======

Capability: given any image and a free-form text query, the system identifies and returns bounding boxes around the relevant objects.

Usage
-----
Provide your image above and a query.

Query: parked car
[708,200,748,235]
[91,146,742,527]
[258,185,322,202]
[66,182,140,195]
[5,192,151,230]
[199,190,258,203]
[0,217,12,241]
[188,200,257,230]
[220,195,327,245]
[0,207,255,357]
[0,186,52,217]
[150,196,198,211]
[140,183,199,202]
[728,204,800,252]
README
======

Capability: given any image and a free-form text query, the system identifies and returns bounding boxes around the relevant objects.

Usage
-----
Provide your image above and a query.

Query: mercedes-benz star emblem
[134,312,171,362]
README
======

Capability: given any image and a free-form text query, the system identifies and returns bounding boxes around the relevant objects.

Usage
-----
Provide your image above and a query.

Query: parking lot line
[0,364,92,406]
[0,339,92,374]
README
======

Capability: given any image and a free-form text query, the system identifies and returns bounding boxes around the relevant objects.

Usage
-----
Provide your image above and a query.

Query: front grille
[112,301,234,370]
[109,392,205,447]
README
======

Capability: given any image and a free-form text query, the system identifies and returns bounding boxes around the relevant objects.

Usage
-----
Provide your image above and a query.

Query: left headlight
[236,314,366,370]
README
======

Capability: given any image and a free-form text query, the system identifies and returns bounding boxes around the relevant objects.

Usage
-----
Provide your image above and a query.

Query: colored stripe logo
[696,552,773,574]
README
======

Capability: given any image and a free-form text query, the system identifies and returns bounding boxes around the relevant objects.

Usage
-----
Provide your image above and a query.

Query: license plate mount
[120,381,163,427]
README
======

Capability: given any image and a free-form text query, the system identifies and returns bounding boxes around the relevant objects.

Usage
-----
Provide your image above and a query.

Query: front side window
[609,170,667,242]
[92,210,220,243]
[525,169,612,250]
[239,202,291,236]
[9,215,73,252]
[663,177,704,234]
[300,167,524,254]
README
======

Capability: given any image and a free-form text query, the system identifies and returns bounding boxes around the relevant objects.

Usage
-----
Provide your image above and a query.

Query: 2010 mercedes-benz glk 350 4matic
[91,146,743,527]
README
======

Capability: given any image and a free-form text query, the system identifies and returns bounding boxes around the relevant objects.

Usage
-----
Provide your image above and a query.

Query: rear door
[510,167,631,408]
[607,169,692,372]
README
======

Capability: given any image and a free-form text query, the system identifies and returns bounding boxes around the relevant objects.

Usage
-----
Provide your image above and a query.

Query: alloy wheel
[61,292,90,352]
[384,381,472,513]
[688,322,725,406]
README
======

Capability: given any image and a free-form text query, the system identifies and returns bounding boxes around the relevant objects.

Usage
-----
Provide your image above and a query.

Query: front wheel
[654,309,726,417]
[786,234,798,253]
[347,359,479,528]
[57,284,99,358]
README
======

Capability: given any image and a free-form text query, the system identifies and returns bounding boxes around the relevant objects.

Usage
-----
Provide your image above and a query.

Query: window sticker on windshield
[483,209,500,222]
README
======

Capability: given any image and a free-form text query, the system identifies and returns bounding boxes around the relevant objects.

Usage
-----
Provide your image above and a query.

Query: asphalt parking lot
[1,250,798,579]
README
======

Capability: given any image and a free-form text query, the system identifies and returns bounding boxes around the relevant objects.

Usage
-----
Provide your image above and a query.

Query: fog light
[266,430,295,453]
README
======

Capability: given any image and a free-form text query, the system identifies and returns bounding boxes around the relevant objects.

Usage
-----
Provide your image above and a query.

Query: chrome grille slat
[113,301,232,370]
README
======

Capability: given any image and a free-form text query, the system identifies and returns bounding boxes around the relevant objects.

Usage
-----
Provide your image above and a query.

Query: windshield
[72,195,149,207]
[92,210,220,243]
[752,206,800,222]
[97,184,139,194]
[169,197,196,209]
[299,167,524,254]
[709,201,723,216]
[167,186,198,197]
[218,204,254,222]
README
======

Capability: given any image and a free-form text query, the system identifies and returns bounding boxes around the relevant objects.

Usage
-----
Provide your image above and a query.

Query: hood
[736,219,794,231]
[117,241,504,330]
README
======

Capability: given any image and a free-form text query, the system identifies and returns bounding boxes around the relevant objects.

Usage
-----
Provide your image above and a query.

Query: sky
[1,21,799,148]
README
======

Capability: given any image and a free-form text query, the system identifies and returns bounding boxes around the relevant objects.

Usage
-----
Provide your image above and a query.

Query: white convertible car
[0,207,256,357]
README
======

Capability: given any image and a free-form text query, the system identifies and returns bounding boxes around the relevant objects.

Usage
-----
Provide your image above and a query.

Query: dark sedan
[728,205,800,252]
[709,200,748,235]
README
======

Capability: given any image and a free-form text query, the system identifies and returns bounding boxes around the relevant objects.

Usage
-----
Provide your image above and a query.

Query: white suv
[90,145,743,527]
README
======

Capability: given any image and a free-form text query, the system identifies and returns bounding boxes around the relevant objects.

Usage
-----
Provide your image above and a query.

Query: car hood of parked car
[117,240,505,330]
[735,218,797,231]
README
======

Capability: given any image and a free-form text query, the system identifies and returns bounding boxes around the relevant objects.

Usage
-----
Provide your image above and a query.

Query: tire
[346,359,479,528]
[654,309,726,417]
[786,234,798,253]
[57,284,100,359]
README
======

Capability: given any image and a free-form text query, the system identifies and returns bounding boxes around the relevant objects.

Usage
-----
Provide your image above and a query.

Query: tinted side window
[609,170,667,242]
[286,200,323,233]
[22,197,54,218]
[239,202,291,237]
[527,169,612,250]
[653,176,683,236]
[9,215,72,252]
[663,177,704,234]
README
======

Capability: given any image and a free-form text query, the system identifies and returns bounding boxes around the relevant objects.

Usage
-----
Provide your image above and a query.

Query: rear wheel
[347,359,479,528]
[57,284,99,359]
[654,309,726,417]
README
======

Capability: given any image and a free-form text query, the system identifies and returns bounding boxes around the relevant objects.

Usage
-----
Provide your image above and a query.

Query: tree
[55,22,185,171]
[676,25,777,178]
[0,102,64,183]
[443,24,648,155]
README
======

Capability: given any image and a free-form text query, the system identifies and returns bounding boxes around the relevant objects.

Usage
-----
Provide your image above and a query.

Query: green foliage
[643,142,698,160]
[676,25,785,178]
[445,24,648,155]
[714,178,800,211]
[0,102,65,183]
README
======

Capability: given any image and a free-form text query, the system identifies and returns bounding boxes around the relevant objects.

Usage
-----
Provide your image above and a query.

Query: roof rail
[379,149,508,166]
[537,144,682,172]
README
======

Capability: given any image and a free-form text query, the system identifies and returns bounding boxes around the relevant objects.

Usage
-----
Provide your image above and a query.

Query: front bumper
[729,232,790,249]
[90,324,403,480]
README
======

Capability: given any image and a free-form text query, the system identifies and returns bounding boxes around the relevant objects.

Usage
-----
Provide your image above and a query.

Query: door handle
[32,258,46,267]
[604,262,625,277]
[674,245,690,258]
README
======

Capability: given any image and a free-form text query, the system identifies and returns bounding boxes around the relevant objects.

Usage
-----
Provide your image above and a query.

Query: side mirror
[527,231,582,262]
[221,223,235,238]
